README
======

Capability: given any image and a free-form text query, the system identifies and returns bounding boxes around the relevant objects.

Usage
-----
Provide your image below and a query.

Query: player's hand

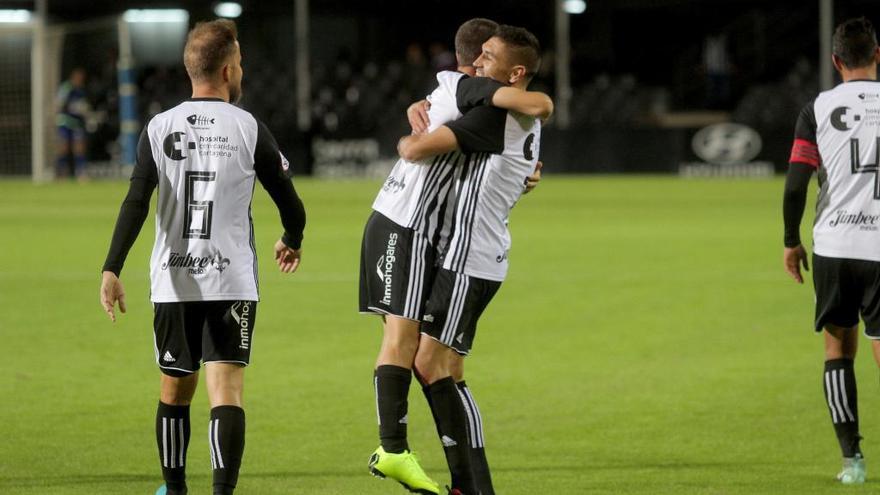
[274,239,302,274]
[407,100,431,135]
[524,161,543,194]
[784,245,809,284]
[100,271,127,322]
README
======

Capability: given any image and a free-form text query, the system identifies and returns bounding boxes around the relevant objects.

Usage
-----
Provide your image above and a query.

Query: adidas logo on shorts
[163,351,175,363]
[441,435,458,447]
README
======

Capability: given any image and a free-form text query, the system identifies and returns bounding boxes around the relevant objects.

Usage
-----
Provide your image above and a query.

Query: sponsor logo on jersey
[859,93,880,102]
[377,233,399,306]
[161,251,232,276]
[829,209,880,230]
[163,132,195,161]
[830,106,863,131]
[230,301,252,350]
[523,133,536,161]
[382,175,406,193]
[195,135,240,158]
[496,250,508,263]
[186,114,215,128]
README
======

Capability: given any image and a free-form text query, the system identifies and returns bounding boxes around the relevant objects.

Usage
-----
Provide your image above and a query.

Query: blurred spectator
[429,42,456,72]
[703,33,732,109]
[56,67,90,181]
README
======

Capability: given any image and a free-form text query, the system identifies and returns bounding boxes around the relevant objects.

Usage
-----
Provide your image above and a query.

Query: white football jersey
[146,99,262,302]
[810,81,880,261]
[372,71,504,242]
[442,107,542,281]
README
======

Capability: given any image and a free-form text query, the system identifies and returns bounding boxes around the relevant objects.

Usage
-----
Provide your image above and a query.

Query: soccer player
[360,18,552,495]
[56,67,90,181]
[783,17,880,484]
[98,19,305,495]
[396,25,548,495]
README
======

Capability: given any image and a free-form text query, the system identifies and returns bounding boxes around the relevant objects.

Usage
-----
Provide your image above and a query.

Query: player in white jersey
[396,25,549,495]
[784,17,880,485]
[99,20,305,495]
[361,19,553,495]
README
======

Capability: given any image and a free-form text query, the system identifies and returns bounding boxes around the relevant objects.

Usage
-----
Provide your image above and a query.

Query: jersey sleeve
[444,106,508,155]
[253,119,306,249]
[455,76,505,114]
[789,100,820,169]
[102,125,159,275]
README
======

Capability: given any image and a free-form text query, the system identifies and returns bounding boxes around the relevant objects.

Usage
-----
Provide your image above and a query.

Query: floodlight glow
[214,2,243,18]
[563,0,586,14]
[0,9,32,23]
[123,9,189,23]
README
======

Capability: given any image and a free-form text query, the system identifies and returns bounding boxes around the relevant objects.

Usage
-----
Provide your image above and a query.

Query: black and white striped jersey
[793,81,880,262]
[440,106,541,282]
[371,71,503,243]
[103,97,306,303]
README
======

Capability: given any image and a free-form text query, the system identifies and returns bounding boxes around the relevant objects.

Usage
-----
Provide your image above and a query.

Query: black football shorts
[359,211,436,321]
[153,300,257,376]
[420,268,501,355]
[813,253,880,337]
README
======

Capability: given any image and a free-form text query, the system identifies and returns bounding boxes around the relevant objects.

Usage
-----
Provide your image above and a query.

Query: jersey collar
[188,97,226,102]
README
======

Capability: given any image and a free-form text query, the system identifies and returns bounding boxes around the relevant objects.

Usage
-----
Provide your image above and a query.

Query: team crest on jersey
[830,106,862,131]
[163,132,195,161]
[211,251,231,272]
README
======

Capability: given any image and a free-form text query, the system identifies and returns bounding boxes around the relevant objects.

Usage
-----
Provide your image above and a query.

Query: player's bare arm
[397,126,459,162]
[491,87,553,120]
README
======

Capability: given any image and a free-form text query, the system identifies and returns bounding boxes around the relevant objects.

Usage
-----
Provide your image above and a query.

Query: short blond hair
[183,19,238,82]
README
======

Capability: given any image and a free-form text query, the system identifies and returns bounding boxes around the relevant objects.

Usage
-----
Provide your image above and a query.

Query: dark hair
[184,19,238,82]
[494,25,542,80]
[455,18,498,66]
[833,17,878,69]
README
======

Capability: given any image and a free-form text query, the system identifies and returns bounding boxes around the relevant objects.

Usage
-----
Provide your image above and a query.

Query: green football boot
[837,454,866,484]
[368,446,440,494]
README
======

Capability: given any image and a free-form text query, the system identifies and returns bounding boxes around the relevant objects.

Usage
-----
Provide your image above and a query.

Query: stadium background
[3,0,880,494]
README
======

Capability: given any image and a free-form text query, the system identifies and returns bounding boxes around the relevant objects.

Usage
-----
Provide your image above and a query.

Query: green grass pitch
[0,175,875,494]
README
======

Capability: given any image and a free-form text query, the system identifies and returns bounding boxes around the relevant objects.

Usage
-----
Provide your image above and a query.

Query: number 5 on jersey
[184,171,216,239]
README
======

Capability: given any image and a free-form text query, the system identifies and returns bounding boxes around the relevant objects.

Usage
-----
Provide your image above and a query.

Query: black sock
[210,406,246,495]
[375,365,411,453]
[428,377,476,493]
[422,383,444,439]
[824,359,861,457]
[156,402,190,495]
[457,381,494,495]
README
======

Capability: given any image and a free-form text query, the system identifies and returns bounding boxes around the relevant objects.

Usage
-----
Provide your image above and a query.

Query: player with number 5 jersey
[99,19,305,495]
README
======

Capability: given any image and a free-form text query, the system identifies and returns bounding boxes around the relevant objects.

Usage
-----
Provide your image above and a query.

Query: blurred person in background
[56,67,90,181]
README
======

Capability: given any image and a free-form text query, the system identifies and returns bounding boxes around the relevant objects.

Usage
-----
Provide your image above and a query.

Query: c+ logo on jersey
[163,132,196,161]
[831,106,862,131]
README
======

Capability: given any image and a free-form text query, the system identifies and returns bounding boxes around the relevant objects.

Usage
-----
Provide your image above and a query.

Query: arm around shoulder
[491,87,554,120]
[397,126,459,162]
